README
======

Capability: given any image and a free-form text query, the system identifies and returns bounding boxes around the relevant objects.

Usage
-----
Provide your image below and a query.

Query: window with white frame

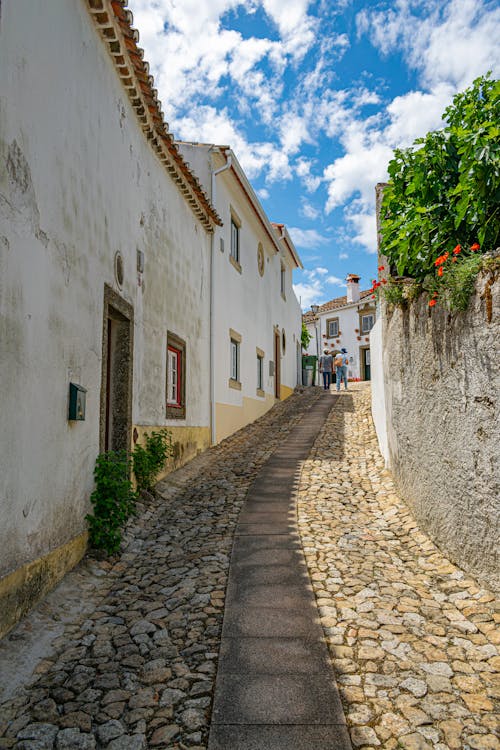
[327,318,339,338]
[361,314,374,333]
[230,217,240,263]
[166,332,186,418]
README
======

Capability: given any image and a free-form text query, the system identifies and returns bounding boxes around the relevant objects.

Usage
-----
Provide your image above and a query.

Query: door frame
[99,284,134,453]
[274,327,281,400]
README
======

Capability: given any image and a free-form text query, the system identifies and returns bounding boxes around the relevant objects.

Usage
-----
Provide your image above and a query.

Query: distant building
[303,275,376,382]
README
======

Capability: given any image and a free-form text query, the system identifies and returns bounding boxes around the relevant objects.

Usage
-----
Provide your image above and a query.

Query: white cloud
[326,275,344,286]
[257,187,270,199]
[293,280,324,309]
[288,228,329,249]
[357,0,500,91]
[339,252,348,260]
[300,199,321,220]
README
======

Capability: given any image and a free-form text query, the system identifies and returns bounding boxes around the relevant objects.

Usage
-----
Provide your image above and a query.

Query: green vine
[301,320,312,350]
[86,450,137,554]
[132,428,173,492]
[380,74,500,282]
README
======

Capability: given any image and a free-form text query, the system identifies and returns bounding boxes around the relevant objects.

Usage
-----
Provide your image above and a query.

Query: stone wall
[375,265,499,591]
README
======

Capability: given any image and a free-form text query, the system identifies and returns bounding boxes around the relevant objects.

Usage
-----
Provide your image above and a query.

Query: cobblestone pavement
[298,383,499,750]
[1,383,498,750]
[0,387,323,750]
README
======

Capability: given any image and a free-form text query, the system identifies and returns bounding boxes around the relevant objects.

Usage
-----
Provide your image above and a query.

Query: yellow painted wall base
[0,531,88,641]
[216,392,278,443]
[133,425,211,483]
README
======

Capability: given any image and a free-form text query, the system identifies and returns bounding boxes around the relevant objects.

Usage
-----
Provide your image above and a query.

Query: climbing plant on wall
[380,75,500,285]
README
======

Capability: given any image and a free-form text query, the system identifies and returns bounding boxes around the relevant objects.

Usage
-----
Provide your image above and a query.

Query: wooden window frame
[361,313,375,334]
[166,332,186,419]
[326,317,339,338]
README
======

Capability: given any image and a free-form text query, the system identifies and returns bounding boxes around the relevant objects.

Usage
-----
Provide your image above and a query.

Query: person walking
[335,348,349,391]
[319,350,333,390]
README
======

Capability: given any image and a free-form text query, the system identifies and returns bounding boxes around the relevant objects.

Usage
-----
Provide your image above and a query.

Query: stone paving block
[230,547,306,569]
[222,603,322,640]
[217,636,332,675]
[230,534,302,553]
[234,523,296,536]
[225,582,315,610]
[237,509,295,524]
[225,562,309,588]
[211,673,346,725]
[208,724,352,750]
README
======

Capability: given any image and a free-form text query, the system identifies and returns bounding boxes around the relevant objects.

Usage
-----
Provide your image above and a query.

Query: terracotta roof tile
[86,0,222,231]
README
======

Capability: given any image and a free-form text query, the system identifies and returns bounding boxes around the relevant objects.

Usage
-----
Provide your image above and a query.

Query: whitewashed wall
[0,0,211,579]
[179,144,302,442]
[369,316,388,463]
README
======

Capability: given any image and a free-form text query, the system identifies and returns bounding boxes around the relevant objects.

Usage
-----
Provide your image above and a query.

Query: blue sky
[127,0,499,309]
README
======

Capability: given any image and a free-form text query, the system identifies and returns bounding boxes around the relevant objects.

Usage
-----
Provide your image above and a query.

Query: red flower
[371,294,376,299]
[429,299,437,307]
[453,244,461,255]
[437,266,444,277]
[452,257,457,263]
[381,278,387,284]
[470,243,480,251]
[378,265,385,271]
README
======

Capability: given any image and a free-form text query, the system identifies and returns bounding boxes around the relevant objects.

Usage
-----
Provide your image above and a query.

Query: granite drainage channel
[208,392,352,750]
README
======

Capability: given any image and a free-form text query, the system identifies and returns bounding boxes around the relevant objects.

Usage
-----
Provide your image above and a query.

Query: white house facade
[177,143,303,443]
[303,275,376,382]
[0,0,220,637]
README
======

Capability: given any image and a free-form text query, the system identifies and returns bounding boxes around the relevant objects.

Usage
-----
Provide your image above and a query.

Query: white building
[0,0,220,637]
[303,275,376,382]
[177,143,303,443]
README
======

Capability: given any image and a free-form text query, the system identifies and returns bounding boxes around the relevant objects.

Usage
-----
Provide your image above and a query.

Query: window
[257,354,263,391]
[327,318,339,338]
[361,314,374,333]
[280,262,286,297]
[230,339,239,381]
[166,332,186,418]
[230,218,240,263]
[167,348,180,405]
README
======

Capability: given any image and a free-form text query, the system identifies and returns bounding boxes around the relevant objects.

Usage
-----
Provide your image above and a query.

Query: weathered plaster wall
[379,267,499,591]
[0,0,211,606]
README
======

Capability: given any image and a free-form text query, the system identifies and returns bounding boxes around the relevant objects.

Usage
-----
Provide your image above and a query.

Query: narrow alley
[0,385,498,750]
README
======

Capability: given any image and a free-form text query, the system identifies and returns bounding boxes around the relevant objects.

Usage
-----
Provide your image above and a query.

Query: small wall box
[68,383,87,421]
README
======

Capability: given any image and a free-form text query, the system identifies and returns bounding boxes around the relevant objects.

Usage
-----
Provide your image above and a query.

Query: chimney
[346,274,361,303]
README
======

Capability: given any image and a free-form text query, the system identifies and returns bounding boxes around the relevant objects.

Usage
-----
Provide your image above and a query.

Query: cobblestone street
[0,384,498,750]
[298,385,499,750]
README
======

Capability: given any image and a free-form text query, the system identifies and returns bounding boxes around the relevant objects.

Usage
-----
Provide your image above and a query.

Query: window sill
[281,292,286,301]
[166,404,186,419]
[228,378,242,391]
[229,255,242,274]
[256,388,265,398]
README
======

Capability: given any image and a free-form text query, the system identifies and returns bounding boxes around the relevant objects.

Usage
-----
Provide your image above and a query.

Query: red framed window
[166,332,186,419]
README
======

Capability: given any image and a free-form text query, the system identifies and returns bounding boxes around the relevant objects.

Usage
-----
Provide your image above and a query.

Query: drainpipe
[209,150,232,445]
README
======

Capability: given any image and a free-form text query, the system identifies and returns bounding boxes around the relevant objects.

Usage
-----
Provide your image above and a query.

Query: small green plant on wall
[86,450,137,554]
[132,428,173,492]
[301,320,312,350]
[86,428,173,554]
